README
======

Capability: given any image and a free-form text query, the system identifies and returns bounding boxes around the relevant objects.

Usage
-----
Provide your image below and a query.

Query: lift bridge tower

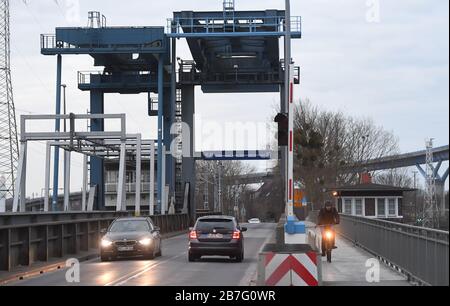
[0,0,19,203]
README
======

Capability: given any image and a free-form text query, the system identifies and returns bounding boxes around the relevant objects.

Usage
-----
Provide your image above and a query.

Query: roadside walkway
[322,236,411,286]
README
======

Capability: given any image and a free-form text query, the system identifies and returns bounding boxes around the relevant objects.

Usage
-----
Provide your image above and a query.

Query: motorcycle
[317,225,335,263]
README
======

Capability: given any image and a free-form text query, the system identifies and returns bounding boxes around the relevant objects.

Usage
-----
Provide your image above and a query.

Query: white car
[248,218,261,224]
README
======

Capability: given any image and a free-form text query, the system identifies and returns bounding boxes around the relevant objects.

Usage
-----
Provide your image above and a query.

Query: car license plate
[118,246,134,252]
[207,233,223,239]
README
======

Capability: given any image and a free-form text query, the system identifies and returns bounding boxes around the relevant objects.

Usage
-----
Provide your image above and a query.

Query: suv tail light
[189,230,198,240]
[232,230,241,240]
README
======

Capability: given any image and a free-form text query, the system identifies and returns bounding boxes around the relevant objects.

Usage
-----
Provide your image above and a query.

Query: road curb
[0,252,99,286]
[0,231,189,286]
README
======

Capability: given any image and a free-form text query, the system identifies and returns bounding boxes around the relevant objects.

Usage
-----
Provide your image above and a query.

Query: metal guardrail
[0,212,190,272]
[337,214,449,286]
[167,16,302,36]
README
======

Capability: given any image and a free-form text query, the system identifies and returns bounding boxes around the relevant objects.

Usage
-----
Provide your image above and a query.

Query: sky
[8,0,449,196]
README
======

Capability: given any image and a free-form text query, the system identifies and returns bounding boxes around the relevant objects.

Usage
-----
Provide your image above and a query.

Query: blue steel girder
[41,27,170,72]
[170,10,301,94]
[416,164,449,183]
[343,145,449,173]
[178,60,300,93]
[78,72,172,94]
[41,25,172,211]
[169,10,302,39]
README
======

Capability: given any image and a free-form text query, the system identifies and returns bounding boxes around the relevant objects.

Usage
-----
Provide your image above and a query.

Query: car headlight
[139,238,152,246]
[101,239,113,248]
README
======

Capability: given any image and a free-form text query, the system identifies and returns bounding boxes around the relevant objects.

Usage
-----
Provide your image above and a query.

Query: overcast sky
[8,0,449,196]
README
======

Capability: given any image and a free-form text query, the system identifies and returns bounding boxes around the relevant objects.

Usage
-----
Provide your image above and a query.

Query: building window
[106,171,118,183]
[377,198,386,217]
[388,198,396,216]
[344,199,352,215]
[355,199,363,216]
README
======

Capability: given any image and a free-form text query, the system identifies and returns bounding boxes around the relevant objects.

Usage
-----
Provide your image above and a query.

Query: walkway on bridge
[321,236,410,286]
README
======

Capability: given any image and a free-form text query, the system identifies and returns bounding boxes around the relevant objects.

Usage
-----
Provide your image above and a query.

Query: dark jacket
[318,207,340,226]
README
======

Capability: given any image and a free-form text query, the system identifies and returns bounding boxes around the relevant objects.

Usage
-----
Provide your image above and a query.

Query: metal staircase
[174,89,185,211]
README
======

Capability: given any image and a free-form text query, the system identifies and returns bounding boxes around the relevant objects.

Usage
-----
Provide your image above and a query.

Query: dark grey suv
[188,216,247,262]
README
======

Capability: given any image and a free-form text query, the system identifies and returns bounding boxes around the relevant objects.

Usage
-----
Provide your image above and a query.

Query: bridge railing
[0,212,190,272]
[338,214,449,286]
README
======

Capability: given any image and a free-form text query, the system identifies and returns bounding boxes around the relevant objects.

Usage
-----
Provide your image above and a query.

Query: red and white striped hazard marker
[264,252,318,286]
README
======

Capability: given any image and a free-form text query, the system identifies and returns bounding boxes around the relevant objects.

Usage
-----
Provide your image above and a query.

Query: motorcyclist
[318,200,340,256]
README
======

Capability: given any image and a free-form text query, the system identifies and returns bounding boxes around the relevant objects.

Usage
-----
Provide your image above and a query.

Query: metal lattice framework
[423,139,438,228]
[0,0,19,200]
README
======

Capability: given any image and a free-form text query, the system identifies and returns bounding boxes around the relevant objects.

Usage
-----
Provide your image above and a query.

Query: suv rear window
[196,219,235,231]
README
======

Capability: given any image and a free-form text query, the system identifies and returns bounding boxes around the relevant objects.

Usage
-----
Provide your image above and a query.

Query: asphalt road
[8,223,276,286]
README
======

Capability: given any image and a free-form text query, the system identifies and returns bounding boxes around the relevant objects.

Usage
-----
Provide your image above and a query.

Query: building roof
[329,183,416,192]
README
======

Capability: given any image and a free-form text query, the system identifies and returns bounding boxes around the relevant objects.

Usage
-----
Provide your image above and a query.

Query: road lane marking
[104,252,186,286]
[239,225,276,286]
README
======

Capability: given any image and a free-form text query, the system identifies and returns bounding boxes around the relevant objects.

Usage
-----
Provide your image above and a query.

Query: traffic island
[257,243,321,286]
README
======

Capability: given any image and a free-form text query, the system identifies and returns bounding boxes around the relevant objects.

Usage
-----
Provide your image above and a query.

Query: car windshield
[196,219,235,231]
[109,220,150,233]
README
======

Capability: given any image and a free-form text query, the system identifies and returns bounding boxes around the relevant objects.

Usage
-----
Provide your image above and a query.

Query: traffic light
[274,113,289,147]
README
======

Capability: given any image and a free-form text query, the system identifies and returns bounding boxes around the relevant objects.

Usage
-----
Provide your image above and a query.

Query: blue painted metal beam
[163,87,174,199]
[441,167,449,182]
[416,163,449,183]
[90,90,105,210]
[157,56,164,214]
[416,164,427,180]
[433,160,443,178]
[167,32,301,38]
[42,49,168,56]
[41,27,169,56]
[342,145,449,173]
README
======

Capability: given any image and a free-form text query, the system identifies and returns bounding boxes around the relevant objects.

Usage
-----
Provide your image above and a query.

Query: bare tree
[195,160,255,217]
[293,100,401,206]
[373,169,414,188]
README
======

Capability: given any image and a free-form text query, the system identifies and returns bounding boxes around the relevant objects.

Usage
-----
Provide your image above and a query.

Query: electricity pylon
[0,0,19,202]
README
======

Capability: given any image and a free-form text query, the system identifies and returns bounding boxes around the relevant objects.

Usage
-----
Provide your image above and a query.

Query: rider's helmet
[325,200,333,210]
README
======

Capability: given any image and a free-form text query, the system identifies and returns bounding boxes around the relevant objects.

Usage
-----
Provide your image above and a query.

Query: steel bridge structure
[37,2,302,219]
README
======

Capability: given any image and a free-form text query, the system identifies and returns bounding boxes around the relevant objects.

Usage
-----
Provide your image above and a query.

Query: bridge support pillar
[157,56,164,215]
[44,142,51,212]
[82,154,88,212]
[436,180,447,217]
[63,150,71,211]
[181,85,196,221]
[164,87,175,209]
[135,135,142,216]
[150,141,156,215]
[90,89,105,210]
[13,142,27,213]
[417,164,449,217]
[52,54,63,212]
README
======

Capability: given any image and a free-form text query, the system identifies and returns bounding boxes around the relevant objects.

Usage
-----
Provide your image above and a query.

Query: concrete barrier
[257,216,322,286]
[257,244,320,286]
[0,212,190,272]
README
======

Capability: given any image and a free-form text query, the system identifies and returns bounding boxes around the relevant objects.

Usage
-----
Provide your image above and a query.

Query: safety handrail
[338,214,449,286]
[167,15,301,35]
